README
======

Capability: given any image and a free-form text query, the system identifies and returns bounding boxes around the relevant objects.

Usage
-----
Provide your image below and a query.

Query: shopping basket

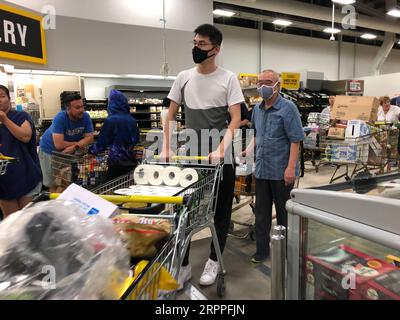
[0,155,18,176]
[52,150,108,189]
[91,155,226,298]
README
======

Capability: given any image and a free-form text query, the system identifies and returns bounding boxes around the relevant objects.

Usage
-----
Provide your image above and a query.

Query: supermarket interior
[0,0,399,301]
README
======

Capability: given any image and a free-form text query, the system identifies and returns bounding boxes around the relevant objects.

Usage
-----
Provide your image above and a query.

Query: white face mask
[257,82,278,100]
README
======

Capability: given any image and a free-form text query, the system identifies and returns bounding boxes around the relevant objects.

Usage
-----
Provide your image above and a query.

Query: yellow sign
[281,72,300,90]
[239,73,258,79]
[0,4,47,64]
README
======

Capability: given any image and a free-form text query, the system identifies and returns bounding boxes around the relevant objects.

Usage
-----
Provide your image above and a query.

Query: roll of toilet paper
[148,165,164,186]
[180,168,199,188]
[133,165,150,185]
[163,166,182,186]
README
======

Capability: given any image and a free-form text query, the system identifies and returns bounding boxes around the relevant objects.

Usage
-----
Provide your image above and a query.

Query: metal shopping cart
[90,156,225,298]
[52,150,109,190]
[0,155,18,176]
[324,125,399,183]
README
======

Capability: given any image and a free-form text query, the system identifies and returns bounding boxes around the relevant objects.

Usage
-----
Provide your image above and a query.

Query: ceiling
[213,0,400,48]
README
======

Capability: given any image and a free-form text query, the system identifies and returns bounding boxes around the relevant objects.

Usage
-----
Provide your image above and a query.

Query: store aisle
[177,236,271,300]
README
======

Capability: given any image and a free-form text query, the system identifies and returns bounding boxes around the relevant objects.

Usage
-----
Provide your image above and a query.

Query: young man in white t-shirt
[161,24,243,290]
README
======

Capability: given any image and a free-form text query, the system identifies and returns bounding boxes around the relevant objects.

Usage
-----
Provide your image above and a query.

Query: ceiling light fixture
[331,0,356,5]
[323,28,341,34]
[272,19,292,26]
[360,33,377,39]
[213,9,235,17]
[387,9,400,17]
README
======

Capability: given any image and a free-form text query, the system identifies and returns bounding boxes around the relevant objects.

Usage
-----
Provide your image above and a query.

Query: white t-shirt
[168,67,244,131]
[377,105,400,123]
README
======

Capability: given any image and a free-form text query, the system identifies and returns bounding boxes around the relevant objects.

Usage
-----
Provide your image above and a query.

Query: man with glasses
[161,24,243,289]
[242,70,304,263]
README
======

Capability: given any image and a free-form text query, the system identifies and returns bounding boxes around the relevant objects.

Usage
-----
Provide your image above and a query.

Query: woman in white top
[377,96,400,123]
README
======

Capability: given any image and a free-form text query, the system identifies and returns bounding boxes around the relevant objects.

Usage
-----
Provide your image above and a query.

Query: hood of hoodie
[107,90,129,115]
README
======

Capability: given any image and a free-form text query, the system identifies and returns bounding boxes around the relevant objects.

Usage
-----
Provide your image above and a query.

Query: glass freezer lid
[289,172,400,237]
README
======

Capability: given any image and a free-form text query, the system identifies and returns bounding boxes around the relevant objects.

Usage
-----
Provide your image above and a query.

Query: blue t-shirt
[0,110,42,200]
[39,111,94,154]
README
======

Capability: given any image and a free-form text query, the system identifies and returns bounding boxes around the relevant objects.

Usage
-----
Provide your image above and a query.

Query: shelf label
[0,4,47,64]
[281,72,300,90]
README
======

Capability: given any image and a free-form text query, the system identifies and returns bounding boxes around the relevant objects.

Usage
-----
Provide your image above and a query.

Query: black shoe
[250,253,268,264]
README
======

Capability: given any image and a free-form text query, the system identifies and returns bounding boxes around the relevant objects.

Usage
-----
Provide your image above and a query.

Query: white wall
[0,15,195,75]
[6,0,212,32]
[359,73,400,98]
[216,24,400,81]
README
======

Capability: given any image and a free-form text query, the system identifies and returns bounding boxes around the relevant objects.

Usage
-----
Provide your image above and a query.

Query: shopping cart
[91,156,225,298]
[0,155,18,176]
[52,150,109,190]
[324,126,399,183]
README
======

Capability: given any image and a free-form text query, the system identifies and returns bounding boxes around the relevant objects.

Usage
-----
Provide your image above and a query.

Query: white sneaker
[177,265,192,291]
[199,258,219,286]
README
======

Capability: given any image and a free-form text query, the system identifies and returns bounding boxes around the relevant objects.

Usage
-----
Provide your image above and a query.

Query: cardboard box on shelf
[331,96,379,122]
[328,127,346,140]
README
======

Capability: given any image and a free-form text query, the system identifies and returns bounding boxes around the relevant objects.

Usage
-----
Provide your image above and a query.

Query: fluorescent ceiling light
[331,0,356,5]
[213,9,235,17]
[387,9,400,17]
[361,33,377,39]
[323,28,341,34]
[272,19,292,26]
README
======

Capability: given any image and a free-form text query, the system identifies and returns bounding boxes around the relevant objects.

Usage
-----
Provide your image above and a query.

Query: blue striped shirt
[251,94,304,180]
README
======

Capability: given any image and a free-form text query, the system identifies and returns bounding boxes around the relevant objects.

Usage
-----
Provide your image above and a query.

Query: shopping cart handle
[154,155,209,161]
[48,193,188,205]
[32,192,51,203]
[0,155,18,162]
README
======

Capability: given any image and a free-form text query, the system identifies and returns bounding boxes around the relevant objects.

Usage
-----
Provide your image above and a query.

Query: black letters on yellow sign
[0,4,46,64]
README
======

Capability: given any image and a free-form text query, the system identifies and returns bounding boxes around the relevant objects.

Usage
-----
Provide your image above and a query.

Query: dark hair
[194,24,223,46]
[64,93,82,107]
[0,85,10,99]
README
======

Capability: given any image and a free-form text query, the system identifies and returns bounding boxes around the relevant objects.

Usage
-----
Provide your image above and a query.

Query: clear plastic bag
[0,200,130,300]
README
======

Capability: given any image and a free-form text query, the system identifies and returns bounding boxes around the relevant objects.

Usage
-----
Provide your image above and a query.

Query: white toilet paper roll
[180,168,199,188]
[134,165,150,185]
[162,166,182,186]
[148,165,164,186]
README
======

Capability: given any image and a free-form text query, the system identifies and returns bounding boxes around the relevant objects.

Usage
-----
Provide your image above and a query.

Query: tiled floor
[177,162,352,300]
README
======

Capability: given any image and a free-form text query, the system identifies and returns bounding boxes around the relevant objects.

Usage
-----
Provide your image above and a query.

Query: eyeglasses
[192,40,214,49]
[256,80,277,88]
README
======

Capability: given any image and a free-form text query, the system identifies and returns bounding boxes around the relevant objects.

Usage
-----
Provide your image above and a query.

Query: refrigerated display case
[286,173,400,300]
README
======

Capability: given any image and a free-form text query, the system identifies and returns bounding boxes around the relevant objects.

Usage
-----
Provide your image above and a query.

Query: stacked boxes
[306,245,397,300]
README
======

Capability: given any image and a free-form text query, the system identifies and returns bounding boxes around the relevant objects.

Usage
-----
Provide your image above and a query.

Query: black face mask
[192,46,215,64]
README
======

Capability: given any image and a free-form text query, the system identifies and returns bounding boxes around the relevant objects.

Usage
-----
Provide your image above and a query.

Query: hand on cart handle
[157,149,176,162]
[208,149,225,164]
